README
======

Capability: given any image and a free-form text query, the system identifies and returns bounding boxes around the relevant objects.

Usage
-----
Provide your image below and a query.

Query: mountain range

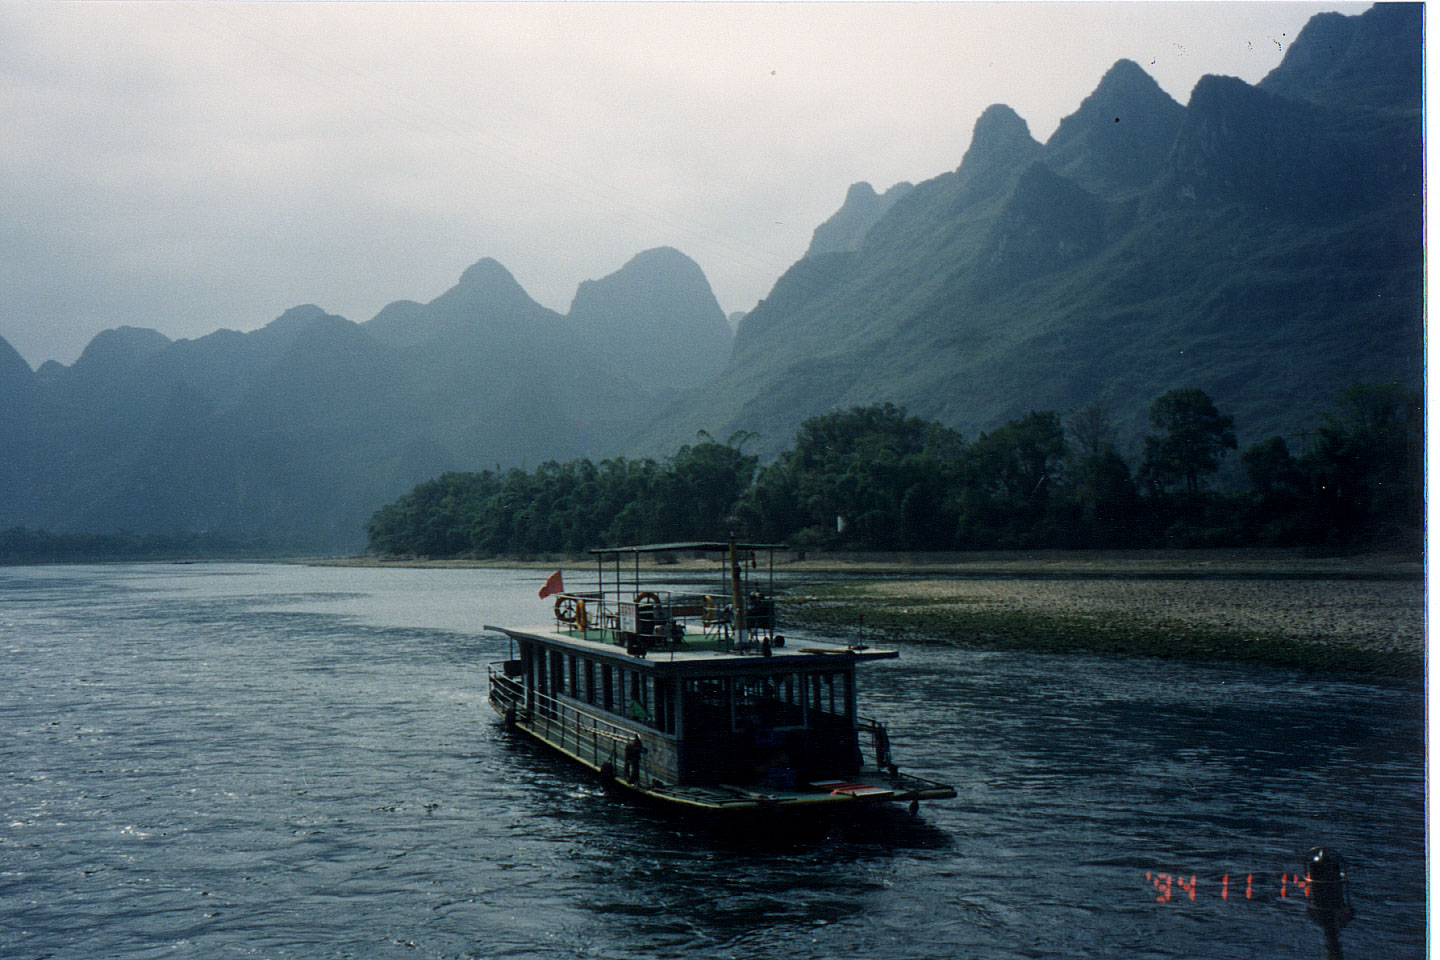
[634,2,1422,458]
[0,249,731,550]
[0,3,1421,552]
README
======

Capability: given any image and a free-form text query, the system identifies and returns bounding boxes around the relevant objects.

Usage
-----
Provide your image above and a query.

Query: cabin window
[583,659,595,704]
[568,654,578,696]
[601,664,614,712]
[681,678,728,734]
[731,675,799,730]
[521,641,535,688]
[550,650,565,696]
[653,678,673,734]
[625,670,650,723]
[805,672,844,722]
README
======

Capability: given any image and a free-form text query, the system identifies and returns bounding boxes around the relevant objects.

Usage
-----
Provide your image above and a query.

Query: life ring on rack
[554,595,589,631]
[634,591,661,608]
[554,595,578,622]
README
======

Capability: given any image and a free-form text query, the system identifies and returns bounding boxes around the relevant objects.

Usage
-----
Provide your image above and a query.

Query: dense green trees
[1139,389,1238,496]
[733,403,965,549]
[366,385,1421,557]
[365,438,757,557]
[1240,383,1423,546]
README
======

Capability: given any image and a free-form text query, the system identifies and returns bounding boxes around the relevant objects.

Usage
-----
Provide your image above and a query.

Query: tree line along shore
[365,384,1421,559]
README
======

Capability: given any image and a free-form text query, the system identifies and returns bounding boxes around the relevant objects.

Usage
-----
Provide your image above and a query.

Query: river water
[0,562,1425,959]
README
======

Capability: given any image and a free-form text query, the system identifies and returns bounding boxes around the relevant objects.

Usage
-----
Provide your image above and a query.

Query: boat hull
[488,675,956,817]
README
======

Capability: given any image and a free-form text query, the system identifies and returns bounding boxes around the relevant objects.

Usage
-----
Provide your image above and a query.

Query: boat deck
[641,771,956,813]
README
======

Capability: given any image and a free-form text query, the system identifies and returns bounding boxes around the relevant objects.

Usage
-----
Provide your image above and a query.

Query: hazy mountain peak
[567,246,731,388]
[446,256,542,312]
[845,181,879,203]
[459,257,520,288]
[364,255,558,351]
[276,304,328,323]
[804,181,914,258]
[1080,58,1181,123]
[1259,2,1421,111]
[1187,72,1253,109]
[73,326,172,373]
[1095,59,1162,98]
[570,246,713,303]
[611,246,706,281]
[967,104,1035,160]
[1044,58,1185,193]
[955,104,1043,197]
[259,303,329,335]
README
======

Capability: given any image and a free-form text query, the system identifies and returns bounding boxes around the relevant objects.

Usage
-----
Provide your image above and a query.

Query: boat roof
[590,541,788,556]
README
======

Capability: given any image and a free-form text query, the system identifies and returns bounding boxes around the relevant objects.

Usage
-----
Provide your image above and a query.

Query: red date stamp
[1146,871,1312,903]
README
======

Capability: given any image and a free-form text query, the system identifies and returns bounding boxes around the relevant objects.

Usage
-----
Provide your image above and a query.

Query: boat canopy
[589,542,788,556]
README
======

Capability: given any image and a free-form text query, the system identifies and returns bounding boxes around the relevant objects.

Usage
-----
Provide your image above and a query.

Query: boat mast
[729,534,746,648]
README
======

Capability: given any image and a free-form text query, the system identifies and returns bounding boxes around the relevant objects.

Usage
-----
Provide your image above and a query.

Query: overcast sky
[1,1,1373,368]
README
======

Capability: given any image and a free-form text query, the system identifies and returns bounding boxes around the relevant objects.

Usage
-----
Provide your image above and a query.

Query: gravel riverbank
[783,569,1424,683]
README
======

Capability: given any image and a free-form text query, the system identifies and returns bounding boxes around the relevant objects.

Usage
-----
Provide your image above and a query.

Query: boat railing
[856,715,897,773]
[488,661,654,781]
[550,587,775,652]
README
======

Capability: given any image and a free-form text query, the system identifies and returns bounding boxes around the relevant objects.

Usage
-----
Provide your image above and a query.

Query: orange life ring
[574,598,589,633]
[554,595,577,623]
[634,591,661,607]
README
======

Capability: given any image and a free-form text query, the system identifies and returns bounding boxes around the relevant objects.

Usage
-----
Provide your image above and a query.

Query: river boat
[485,541,956,816]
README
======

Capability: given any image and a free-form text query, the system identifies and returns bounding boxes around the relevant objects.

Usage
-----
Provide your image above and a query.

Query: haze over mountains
[0,4,1421,552]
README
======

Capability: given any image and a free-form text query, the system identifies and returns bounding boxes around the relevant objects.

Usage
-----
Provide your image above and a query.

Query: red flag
[538,570,563,599]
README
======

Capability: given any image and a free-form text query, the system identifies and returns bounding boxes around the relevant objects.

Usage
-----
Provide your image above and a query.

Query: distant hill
[633,3,1422,458]
[567,246,733,389]
[0,249,732,551]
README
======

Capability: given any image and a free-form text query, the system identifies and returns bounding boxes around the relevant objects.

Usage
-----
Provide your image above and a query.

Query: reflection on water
[0,562,1423,959]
